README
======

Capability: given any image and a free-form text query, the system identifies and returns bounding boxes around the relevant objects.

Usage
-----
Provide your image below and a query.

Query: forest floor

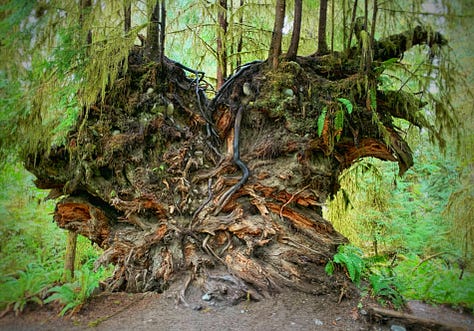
[1,288,473,331]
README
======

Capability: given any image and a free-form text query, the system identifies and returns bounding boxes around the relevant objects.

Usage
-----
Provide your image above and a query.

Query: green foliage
[0,264,61,314]
[326,141,472,309]
[325,245,365,285]
[44,262,109,316]
[367,264,405,309]
[336,98,353,114]
[0,164,64,274]
[395,255,474,311]
[0,164,109,314]
[317,106,327,137]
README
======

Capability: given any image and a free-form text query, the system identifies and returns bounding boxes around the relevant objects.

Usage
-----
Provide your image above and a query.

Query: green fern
[0,264,59,314]
[44,262,104,316]
[369,273,405,309]
[317,106,328,137]
[325,245,365,285]
[337,97,353,114]
[334,109,345,141]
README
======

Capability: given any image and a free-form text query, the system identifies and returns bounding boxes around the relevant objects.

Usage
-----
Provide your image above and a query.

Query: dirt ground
[1,288,473,331]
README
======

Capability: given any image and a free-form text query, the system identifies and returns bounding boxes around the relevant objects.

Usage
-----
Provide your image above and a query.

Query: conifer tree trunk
[216,0,228,89]
[124,1,131,33]
[236,0,244,68]
[147,1,166,63]
[62,0,94,281]
[286,0,302,60]
[268,0,286,69]
[318,0,329,54]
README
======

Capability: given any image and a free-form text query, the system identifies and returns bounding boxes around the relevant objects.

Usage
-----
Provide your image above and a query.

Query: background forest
[0,0,473,316]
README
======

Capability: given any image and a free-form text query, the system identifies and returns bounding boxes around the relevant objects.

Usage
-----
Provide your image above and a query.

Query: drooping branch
[373,25,447,61]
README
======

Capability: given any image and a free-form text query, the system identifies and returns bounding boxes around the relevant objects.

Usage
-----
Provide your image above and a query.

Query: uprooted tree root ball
[26,25,447,308]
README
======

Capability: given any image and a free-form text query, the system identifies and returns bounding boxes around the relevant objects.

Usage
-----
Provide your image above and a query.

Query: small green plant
[0,264,61,315]
[44,262,106,316]
[317,106,328,137]
[317,98,353,141]
[325,244,365,285]
[369,272,405,309]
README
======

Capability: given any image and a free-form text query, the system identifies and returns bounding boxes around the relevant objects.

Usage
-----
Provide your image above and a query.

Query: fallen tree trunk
[368,305,471,331]
[26,25,447,307]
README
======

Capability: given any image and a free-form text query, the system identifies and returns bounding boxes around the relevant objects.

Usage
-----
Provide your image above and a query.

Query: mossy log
[26,25,446,307]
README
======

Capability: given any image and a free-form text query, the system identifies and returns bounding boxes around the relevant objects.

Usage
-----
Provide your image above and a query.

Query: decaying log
[368,305,470,331]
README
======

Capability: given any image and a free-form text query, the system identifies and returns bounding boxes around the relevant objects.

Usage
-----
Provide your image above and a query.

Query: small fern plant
[369,272,405,309]
[44,262,103,316]
[325,244,365,285]
[317,98,353,141]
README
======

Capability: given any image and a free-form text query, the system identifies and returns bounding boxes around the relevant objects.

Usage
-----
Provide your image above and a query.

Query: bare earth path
[1,289,473,331]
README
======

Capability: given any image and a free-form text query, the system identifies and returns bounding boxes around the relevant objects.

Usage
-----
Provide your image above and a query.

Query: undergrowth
[326,147,474,312]
[0,164,110,316]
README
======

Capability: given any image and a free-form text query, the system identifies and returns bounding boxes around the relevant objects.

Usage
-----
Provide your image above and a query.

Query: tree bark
[268,0,286,69]
[124,1,131,33]
[216,0,228,89]
[317,0,328,55]
[286,0,302,60]
[347,0,358,51]
[147,1,166,63]
[236,0,244,69]
[63,231,77,282]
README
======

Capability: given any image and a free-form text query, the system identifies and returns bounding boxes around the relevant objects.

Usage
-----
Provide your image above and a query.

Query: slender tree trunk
[64,0,93,281]
[317,0,328,55]
[347,0,358,51]
[286,0,302,60]
[342,0,347,52]
[147,1,166,63]
[236,0,244,68]
[370,0,378,50]
[124,1,131,33]
[268,0,286,69]
[63,231,77,282]
[216,0,228,89]
[330,0,335,52]
[147,2,159,60]
[80,0,92,45]
[159,0,166,65]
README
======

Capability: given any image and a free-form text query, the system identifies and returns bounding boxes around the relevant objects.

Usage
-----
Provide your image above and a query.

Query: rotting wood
[368,305,470,331]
